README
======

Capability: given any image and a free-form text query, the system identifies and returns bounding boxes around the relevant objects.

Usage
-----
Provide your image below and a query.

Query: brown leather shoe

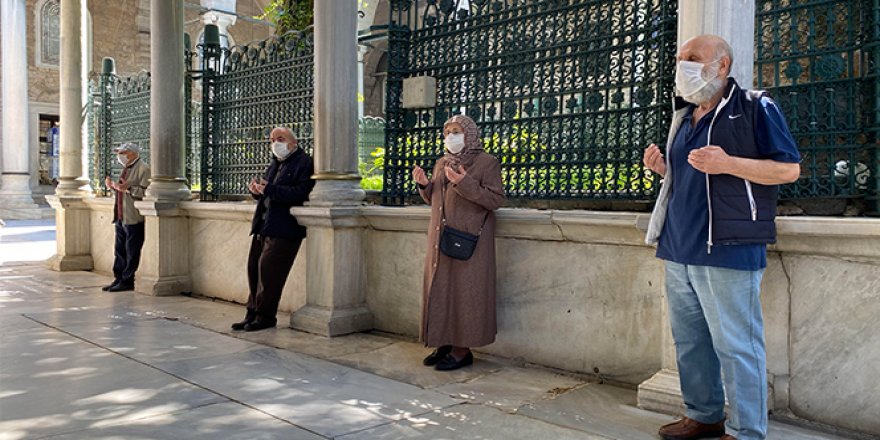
[719,436,736,440]
[658,417,726,440]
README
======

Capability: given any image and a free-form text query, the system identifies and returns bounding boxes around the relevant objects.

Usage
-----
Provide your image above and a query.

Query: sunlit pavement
[0,220,857,439]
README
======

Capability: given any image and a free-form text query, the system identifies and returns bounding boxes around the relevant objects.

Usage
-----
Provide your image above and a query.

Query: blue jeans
[664,261,768,440]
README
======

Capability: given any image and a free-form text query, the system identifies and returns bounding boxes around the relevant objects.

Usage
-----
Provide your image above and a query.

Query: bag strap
[440,180,490,235]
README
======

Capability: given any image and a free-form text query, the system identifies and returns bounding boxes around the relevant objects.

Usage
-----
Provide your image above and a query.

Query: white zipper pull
[745,181,757,221]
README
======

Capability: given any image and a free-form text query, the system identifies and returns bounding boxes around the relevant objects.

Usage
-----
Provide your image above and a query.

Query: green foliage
[360,147,384,190]
[259,0,314,35]
[483,124,653,195]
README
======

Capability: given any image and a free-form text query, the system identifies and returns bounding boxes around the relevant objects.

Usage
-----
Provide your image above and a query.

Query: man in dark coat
[231,127,315,332]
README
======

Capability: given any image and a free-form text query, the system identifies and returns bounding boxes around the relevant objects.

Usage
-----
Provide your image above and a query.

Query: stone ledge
[180,201,255,222]
[773,217,880,260]
[361,206,428,232]
[290,206,366,228]
[82,197,114,211]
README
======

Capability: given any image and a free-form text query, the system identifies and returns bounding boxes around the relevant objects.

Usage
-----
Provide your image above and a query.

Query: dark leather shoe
[658,417,725,440]
[423,346,453,366]
[231,318,254,331]
[106,283,134,292]
[243,318,276,332]
[101,282,119,291]
[435,351,474,371]
[719,435,735,440]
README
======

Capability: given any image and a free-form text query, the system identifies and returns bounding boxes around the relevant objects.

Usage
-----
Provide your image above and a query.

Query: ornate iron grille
[756,0,879,207]
[383,0,678,205]
[87,78,100,191]
[92,67,201,196]
[93,71,151,196]
[199,30,315,201]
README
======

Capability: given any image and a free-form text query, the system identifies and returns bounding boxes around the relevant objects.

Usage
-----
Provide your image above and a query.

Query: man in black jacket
[232,127,315,332]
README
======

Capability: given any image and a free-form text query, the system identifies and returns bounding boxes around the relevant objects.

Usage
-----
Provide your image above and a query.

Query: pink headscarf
[443,114,483,167]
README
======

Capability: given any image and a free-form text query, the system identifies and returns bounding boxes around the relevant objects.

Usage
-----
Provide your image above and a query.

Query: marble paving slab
[154,347,461,438]
[40,401,326,440]
[517,382,675,440]
[51,318,260,364]
[433,366,586,412]
[336,403,612,440]
[329,341,504,389]
[0,316,225,440]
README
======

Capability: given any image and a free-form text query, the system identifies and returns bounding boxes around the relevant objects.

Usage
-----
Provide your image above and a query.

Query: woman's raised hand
[412,165,429,186]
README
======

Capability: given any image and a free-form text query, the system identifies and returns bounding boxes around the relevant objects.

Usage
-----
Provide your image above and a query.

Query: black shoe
[423,346,453,366]
[435,351,474,371]
[231,313,256,331]
[107,282,134,292]
[101,281,120,291]
[243,318,276,332]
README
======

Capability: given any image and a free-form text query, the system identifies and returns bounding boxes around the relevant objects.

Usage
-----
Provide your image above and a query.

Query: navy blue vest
[687,79,779,245]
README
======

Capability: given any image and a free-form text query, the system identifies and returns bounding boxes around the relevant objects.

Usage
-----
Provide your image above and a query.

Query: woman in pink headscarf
[411,114,506,371]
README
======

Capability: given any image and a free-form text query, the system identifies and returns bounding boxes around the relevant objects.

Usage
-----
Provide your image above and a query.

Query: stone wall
[79,199,880,436]
[86,198,307,313]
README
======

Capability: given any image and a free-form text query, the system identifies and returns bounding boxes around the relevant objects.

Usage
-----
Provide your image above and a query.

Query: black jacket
[250,148,315,240]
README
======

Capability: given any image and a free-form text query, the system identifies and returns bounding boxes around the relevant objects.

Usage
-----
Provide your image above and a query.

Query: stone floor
[0,220,863,439]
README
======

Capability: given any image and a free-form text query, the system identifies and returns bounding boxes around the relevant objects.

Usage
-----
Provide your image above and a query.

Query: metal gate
[382,0,678,205]
[755,0,879,210]
[199,30,315,200]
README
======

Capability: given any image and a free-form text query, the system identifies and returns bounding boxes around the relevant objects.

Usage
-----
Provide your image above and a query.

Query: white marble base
[637,369,685,416]
[289,206,373,336]
[45,195,93,272]
[0,174,41,220]
[45,254,93,272]
[136,274,192,297]
[135,201,191,297]
[290,304,374,337]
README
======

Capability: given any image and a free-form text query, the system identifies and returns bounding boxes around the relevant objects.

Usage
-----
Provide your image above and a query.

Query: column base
[637,369,686,416]
[55,177,92,197]
[45,195,93,272]
[145,178,193,202]
[136,274,192,297]
[0,174,41,220]
[290,304,373,337]
[307,179,365,206]
[46,254,93,272]
[134,200,191,297]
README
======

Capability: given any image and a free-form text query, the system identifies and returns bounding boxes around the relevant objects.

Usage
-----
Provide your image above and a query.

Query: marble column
[290,0,372,336]
[0,0,41,219]
[308,0,365,205]
[357,45,368,119]
[144,0,189,202]
[637,0,765,416]
[134,0,191,296]
[55,0,90,196]
[46,0,93,271]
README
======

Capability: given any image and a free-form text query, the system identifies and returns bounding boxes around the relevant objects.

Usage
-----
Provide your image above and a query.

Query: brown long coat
[418,152,506,348]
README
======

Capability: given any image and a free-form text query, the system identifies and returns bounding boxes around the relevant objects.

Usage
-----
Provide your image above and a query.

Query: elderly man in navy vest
[643,35,801,440]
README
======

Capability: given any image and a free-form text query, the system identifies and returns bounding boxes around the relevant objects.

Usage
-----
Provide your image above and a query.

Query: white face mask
[117,154,129,166]
[444,133,466,154]
[271,141,291,160]
[675,60,721,104]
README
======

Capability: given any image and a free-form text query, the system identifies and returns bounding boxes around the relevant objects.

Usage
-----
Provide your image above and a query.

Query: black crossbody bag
[438,184,489,260]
